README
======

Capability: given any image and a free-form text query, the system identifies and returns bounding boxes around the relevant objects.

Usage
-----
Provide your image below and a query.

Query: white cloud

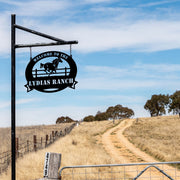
[83,0,112,4]
[84,63,180,79]
[139,0,178,7]
[90,94,146,104]
[0,98,39,109]
[0,15,10,55]
[0,101,10,109]
[16,98,38,105]
[2,0,69,16]
[16,105,103,126]
[32,19,180,53]
[133,63,180,73]
[78,63,180,91]
[78,78,156,90]
[1,19,180,55]
[0,0,180,54]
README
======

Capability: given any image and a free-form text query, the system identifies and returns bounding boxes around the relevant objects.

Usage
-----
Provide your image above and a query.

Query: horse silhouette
[40,58,63,74]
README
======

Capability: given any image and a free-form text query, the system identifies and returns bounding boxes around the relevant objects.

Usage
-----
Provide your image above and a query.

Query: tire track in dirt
[101,119,180,179]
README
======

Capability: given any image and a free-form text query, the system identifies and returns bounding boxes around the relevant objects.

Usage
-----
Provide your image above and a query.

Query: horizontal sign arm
[15,41,78,48]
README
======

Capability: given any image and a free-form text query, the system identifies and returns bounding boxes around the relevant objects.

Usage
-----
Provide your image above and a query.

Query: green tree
[113,105,134,119]
[56,116,74,124]
[106,106,115,119]
[169,90,180,117]
[120,107,134,119]
[95,112,108,121]
[83,115,95,122]
[144,94,169,117]
[106,104,134,123]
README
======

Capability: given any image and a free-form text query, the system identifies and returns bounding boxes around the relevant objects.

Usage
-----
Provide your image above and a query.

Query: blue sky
[0,0,180,127]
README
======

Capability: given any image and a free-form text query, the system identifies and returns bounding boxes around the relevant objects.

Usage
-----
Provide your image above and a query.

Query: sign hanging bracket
[70,44,72,57]
[30,47,32,60]
[14,24,78,49]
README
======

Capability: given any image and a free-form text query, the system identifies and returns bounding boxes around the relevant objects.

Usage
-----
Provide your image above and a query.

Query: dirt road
[101,119,180,179]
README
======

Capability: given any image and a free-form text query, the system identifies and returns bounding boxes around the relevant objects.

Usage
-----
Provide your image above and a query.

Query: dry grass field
[123,115,180,162]
[0,120,121,180]
[0,123,74,153]
[0,115,179,180]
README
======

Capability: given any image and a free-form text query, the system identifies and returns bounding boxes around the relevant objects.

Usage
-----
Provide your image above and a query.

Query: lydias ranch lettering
[28,78,74,86]
[25,51,78,93]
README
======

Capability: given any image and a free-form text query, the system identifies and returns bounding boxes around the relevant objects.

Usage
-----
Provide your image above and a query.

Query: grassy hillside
[123,115,180,162]
[1,115,179,180]
[0,120,120,180]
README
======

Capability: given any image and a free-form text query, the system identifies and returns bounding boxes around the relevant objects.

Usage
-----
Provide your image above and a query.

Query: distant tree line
[83,104,134,122]
[144,90,180,117]
[56,116,76,124]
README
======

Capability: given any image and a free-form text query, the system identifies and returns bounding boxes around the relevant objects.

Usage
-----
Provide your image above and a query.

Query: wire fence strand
[0,123,76,175]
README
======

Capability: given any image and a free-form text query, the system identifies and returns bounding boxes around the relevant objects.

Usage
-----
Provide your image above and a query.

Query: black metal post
[11,14,16,180]
[10,14,78,180]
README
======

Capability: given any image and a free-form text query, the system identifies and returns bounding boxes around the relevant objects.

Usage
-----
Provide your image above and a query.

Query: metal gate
[59,161,180,180]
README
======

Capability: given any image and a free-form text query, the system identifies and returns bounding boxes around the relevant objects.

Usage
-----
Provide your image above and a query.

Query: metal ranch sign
[11,14,78,180]
[25,51,78,93]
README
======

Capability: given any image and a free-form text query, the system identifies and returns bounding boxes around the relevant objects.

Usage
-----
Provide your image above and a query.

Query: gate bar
[59,161,180,177]
[133,165,174,180]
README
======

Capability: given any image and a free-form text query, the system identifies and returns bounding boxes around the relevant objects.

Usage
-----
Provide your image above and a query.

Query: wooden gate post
[38,152,61,180]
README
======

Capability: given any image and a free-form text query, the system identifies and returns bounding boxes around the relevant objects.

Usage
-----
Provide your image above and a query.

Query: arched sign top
[25,51,78,93]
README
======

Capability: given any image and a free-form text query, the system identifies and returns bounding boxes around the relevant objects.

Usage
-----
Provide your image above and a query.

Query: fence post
[41,137,43,148]
[27,140,29,152]
[15,137,19,158]
[45,135,48,147]
[52,131,55,142]
[33,135,37,151]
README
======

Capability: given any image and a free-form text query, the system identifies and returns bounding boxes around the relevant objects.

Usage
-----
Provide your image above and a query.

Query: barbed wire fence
[0,123,76,175]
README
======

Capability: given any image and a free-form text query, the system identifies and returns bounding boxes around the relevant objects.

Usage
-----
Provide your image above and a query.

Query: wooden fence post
[38,152,61,180]
[27,140,29,152]
[16,137,19,158]
[52,131,55,142]
[41,137,43,147]
[33,135,37,151]
[45,135,48,147]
